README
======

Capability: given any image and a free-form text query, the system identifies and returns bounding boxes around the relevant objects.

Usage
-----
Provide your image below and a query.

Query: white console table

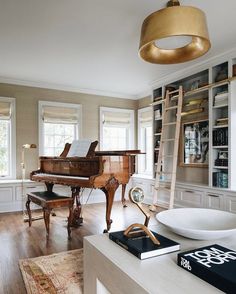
[84,225,236,294]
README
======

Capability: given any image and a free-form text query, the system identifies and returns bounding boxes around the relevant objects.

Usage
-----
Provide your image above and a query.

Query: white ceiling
[0,0,236,99]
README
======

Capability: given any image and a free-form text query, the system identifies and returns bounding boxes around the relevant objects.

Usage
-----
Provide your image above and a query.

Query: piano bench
[26,191,74,239]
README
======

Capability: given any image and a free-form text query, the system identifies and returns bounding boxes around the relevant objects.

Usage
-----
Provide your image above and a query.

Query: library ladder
[150,86,183,211]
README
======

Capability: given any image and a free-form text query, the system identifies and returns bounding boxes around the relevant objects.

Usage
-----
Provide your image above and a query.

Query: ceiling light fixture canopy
[139,0,211,64]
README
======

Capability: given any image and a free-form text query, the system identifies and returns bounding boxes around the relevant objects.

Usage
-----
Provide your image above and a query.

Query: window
[0,97,16,179]
[100,107,134,150]
[39,101,82,156]
[138,107,153,176]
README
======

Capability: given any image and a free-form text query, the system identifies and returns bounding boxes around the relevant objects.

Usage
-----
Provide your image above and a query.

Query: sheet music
[66,139,92,157]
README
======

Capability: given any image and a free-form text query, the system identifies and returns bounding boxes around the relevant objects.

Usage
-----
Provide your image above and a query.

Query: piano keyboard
[35,173,90,181]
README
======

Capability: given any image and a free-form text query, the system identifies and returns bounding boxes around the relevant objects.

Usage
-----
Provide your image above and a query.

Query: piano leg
[71,187,83,227]
[101,176,119,233]
[43,208,51,238]
[121,184,127,208]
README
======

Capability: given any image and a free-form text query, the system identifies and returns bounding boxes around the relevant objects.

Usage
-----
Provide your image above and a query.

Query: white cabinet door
[225,195,236,213]
[0,187,14,202]
[205,193,224,210]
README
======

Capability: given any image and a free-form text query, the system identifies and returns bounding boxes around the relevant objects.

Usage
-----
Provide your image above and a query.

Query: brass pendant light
[139,0,211,64]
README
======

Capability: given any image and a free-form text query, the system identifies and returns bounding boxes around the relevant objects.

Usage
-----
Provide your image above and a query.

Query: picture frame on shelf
[180,118,209,167]
[219,151,228,160]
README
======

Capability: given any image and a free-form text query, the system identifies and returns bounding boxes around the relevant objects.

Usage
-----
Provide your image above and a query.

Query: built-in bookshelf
[151,54,236,191]
[211,64,229,188]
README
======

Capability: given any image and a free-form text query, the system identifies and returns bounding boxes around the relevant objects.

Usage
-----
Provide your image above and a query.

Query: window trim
[0,97,16,179]
[137,106,153,176]
[38,101,82,156]
[99,106,135,150]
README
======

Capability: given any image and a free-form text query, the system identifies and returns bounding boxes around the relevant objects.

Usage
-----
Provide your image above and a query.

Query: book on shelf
[109,230,180,260]
[177,244,236,293]
[214,91,228,99]
[214,92,228,106]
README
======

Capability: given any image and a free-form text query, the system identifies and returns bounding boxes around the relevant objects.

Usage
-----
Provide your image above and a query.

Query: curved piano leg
[101,177,119,233]
[121,184,127,208]
[26,198,32,227]
[71,187,83,227]
[67,204,73,240]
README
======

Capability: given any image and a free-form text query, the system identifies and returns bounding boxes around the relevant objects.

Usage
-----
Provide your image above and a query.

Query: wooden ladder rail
[150,86,183,211]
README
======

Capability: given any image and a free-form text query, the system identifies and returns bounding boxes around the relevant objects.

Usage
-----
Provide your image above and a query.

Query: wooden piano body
[30,143,140,232]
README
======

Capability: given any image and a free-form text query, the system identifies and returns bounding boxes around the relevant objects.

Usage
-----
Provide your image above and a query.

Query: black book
[109,230,180,260]
[177,244,236,293]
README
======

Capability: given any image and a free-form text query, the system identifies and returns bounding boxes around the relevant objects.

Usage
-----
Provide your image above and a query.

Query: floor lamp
[21,143,42,222]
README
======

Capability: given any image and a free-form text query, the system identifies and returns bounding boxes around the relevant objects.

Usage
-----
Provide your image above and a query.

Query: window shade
[139,109,152,124]
[0,102,11,119]
[102,111,132,125]
[42,105,79,124]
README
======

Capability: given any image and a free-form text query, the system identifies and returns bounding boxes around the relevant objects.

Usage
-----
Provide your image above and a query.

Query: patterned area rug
[19,249,83,294]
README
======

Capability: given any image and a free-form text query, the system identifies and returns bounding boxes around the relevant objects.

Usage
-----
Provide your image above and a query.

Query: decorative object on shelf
[213,127,228,146]
[156,208,236,240]
[21,143,41,222]
[139,0,211,64]
[215,151,228,167]
[215,65,228,82]
[180,119,209,167]
[213,171,228,188]
[124,187,160,245]
[190,79,200,91]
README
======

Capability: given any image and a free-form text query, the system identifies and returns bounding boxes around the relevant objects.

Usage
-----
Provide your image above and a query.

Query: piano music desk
[26,191,74,239]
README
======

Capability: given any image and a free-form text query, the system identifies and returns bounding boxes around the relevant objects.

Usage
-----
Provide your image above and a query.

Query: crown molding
[0,76,139,100]
[150,46,236,90]
[136,88,152,99]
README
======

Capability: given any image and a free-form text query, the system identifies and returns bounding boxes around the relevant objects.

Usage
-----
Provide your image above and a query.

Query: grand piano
[30,141,141,232]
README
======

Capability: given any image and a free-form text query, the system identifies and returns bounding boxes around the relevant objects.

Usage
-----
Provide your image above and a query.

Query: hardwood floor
[0,201,162,294]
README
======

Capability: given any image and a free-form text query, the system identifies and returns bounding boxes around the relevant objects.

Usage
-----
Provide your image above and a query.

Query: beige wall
[137,95,152,109]
[0,83,137,178]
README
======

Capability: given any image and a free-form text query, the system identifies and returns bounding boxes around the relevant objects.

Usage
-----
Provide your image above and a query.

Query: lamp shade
[139,5,211,64]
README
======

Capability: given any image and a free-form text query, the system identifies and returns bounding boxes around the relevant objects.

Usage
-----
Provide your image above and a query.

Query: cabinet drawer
[179,189,204,207]
[205,193,224,210]
[0,187,14,202]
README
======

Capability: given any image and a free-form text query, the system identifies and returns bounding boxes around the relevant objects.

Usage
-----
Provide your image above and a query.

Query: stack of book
[213,172,228,188]
[215,117,228,126]
[154,109,161,119]
[214,91,228,106]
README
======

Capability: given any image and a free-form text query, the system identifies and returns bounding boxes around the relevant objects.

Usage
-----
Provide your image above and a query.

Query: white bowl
[156,208,236,240]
